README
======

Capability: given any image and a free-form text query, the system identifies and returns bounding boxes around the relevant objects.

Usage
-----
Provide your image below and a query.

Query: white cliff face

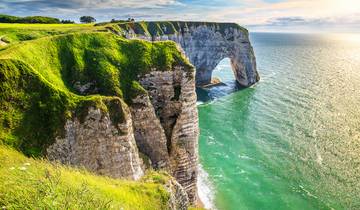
[132,67,199,203]
[47,104,144,180]
[47,66,199,205]
[123,22,259,86]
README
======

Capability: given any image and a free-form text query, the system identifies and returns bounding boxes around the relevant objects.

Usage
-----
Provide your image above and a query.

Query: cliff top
[0,20,248,46]
[0,31,193,157]
[99,21,248,37]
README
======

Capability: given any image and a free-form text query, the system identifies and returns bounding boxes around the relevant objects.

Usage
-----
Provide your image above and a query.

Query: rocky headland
[0,21,258,209]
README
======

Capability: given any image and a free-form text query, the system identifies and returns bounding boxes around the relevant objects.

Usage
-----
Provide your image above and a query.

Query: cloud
[247,14,360,32]
[0,0,183,13]
[0,0,359,32]
[268,17,307,26]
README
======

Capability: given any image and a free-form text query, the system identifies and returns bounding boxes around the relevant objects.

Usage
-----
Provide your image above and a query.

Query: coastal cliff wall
[47,104,144,180]
[135,68,199,202]
[113,21,259,86]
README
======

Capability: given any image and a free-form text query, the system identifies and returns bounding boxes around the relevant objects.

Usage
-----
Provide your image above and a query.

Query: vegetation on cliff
[0,145,172,210]
[0,30,193,157]
[106,21,249,37]
[0,22,198,208]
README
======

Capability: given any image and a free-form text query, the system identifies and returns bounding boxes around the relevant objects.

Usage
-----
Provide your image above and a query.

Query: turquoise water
[197,33,360,210]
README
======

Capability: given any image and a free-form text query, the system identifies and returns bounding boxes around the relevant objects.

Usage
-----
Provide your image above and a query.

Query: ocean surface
[197,33,360,210]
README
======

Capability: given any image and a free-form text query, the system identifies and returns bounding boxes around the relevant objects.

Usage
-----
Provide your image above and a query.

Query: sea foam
[197,164,217,210]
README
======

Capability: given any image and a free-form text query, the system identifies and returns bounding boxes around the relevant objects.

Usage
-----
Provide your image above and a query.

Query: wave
[197,164,217,210]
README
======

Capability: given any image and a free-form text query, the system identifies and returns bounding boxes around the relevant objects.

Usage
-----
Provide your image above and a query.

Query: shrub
[80,16,96,23]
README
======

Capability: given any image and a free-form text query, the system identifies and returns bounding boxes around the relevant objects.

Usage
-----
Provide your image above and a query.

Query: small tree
[80,16,96,23]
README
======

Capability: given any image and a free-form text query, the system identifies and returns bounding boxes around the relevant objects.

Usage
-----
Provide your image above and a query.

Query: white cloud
[1,0,360,32]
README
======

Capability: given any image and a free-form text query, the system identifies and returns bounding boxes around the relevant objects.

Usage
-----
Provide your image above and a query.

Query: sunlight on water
[198,33,360,210]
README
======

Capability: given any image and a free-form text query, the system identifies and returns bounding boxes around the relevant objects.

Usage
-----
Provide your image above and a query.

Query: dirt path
[0,36,8,47]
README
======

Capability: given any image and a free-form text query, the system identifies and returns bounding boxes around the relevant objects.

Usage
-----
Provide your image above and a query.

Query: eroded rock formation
[47,66,199,205]
[47,102,144,180]
[120,21,259,86]
[134,68,199,203]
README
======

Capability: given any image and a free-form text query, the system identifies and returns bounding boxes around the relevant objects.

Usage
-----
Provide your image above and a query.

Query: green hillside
[0,31,193,157]
[0,145,171,210]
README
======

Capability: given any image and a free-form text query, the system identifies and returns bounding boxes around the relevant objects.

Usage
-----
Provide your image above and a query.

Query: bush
[80,16,96,23]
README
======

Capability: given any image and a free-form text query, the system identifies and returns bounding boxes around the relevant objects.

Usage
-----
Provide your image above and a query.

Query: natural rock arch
[122,22,260,87]
[173,25,259,87]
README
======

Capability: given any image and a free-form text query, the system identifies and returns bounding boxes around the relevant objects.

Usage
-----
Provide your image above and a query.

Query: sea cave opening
[211,58,235,84]
[196,58,239,102]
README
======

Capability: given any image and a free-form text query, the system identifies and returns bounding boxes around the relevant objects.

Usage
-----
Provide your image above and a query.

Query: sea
[196,32,360,210]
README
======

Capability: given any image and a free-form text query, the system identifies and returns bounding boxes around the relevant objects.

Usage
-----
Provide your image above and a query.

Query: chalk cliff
[133,68,199,203]
[115,21,259,86]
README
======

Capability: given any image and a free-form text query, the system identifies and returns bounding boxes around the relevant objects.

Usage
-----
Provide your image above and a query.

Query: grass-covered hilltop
[0,25,193,157]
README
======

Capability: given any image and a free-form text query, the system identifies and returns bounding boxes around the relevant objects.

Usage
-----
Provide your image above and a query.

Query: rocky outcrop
[166,177,190,210]
[47,66,199,205]
[130,94,170,170]
[47,101,144,180]
[134,67,199,203]
[119,21,259,86]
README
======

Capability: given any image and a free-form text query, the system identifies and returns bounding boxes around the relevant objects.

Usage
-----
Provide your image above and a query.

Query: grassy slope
[0,145,171,210]
[0,23,97,44]
[0,31,193,157]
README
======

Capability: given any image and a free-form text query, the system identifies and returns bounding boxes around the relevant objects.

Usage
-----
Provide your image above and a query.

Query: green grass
[0,31,193,157]
[0,145,172,210]
[0,23,97,45]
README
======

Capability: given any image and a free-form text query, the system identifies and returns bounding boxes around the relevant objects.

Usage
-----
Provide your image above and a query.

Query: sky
[1,0,360,33]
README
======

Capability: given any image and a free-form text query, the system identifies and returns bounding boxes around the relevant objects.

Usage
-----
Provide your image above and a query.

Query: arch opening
[211,58,236,85]
[196,58,241,102]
